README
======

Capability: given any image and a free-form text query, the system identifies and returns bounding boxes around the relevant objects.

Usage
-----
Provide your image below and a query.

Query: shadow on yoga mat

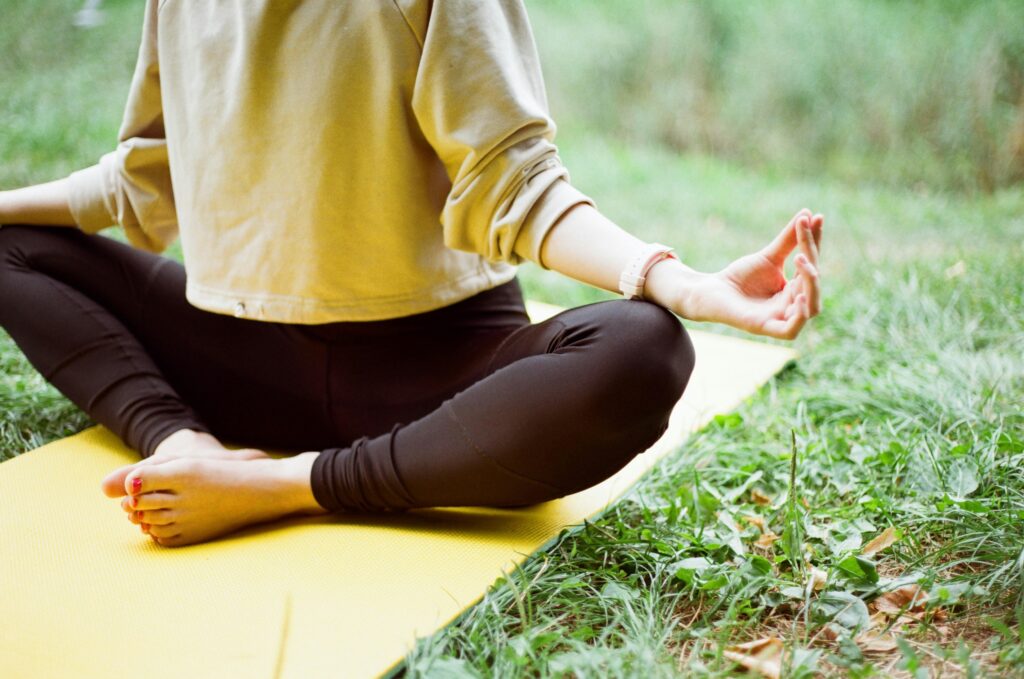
[0,300,795,679]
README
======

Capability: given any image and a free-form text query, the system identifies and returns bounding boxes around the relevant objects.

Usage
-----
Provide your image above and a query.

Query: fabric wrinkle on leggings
[0,224,696,512]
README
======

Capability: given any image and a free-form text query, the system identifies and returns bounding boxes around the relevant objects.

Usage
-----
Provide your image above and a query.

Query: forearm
[0,177,78,227]
[537,203,707,318]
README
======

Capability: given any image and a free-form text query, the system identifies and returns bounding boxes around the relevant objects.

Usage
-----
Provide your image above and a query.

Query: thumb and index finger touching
[761,208,824,266]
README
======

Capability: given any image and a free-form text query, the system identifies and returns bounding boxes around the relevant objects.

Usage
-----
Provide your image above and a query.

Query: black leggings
[0,225,695,512]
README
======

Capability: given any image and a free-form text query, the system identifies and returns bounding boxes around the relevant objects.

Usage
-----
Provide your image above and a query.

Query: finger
[121,491,178,512]
[134,508,177,526]
[764,294,808,340]
[796,255,821,316]
[795,215,819,271]
[810,213,824,252]
[801,215,821,268]
[784,292,802,319]
[761,209,812,265]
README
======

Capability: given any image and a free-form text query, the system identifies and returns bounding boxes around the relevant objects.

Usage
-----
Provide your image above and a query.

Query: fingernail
[141,523,150,532]
[131,496,139,508]
[131,477,142,494]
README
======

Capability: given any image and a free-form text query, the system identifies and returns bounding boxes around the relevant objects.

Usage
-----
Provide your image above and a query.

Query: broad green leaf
[747,555,773,575]
[811,591,871,633]
[948,458,980,499]
[836,555,879,584]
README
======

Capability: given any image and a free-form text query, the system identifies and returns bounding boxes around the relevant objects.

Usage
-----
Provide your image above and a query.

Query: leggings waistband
[294,277,530,342]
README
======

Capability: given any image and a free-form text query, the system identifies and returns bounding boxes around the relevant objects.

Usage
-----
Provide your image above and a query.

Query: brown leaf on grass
[723,637,784,679]
[743,514,767,532]
[816,622,843,642]
[751,488,772,506]
[755,531,781,548]
[862,527,899,557]
[856,630,900,654]
[872,584,928,615]
[808,566,828,591]
[872,584,947,623]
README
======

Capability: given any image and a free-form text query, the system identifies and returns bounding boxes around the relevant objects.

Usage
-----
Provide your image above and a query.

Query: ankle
[273,453,329,516]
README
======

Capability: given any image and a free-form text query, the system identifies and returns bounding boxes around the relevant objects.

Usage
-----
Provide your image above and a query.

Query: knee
[0,224,47,269]
[602,300,695,416]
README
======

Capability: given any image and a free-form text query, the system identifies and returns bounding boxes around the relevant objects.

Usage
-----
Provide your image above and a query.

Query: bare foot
[100,429,269,498]
[118,453,327,547]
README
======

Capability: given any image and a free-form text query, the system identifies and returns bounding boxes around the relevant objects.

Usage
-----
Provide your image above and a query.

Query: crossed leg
[0,225,695,546]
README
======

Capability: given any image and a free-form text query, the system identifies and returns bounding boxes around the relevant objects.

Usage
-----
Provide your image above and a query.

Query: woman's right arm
[0,178,77,227]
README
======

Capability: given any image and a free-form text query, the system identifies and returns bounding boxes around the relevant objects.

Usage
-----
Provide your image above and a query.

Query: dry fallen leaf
[755,531,781,548]
[751,488,772,506]
[723,637,784,679]
[945,260,967,279]
[856,630,900,654]
[872,584,947,622]
[872,584,927,615]
[862,527,899,557]
[743,514,767,531]
[808,566,828,591]
[817,622,844,642]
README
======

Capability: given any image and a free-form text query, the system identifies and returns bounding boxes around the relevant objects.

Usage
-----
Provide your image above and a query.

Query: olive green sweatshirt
[66,0,593,323]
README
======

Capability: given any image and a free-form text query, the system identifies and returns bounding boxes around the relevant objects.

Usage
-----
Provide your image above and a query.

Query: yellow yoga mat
[0,300,795,679]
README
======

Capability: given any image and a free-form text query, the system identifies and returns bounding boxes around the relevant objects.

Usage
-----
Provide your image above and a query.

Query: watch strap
[619,242,677,300]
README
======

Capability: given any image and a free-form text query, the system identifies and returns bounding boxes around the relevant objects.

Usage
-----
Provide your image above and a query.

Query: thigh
[0,226,335,450]
[321,279,532,442]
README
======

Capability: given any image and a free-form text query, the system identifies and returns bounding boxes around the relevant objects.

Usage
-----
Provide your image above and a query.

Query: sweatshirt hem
[185,265,519,324]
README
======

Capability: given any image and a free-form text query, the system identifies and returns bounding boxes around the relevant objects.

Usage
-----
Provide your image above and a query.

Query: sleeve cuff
[512,178,594,270]
[66,156,115,234]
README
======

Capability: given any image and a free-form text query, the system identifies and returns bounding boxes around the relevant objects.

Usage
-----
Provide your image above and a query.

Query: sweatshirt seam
[389,0,424,50]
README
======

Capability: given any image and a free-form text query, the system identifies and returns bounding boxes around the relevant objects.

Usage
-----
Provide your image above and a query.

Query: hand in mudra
[686,209,823,340]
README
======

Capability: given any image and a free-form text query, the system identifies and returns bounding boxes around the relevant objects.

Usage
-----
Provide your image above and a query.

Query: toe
[147,523,180,539]
[136,508,177,526]
[101,461,145,497]
[153,535,187,547]
[101,456,169,497]
[124,459,197,497]
[122,491,178,512]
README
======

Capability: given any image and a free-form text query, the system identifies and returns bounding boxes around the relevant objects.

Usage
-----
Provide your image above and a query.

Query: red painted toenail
[131,477,142,494]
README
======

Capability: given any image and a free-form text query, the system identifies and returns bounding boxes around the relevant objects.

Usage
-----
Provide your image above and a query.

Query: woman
[0,0,822,547]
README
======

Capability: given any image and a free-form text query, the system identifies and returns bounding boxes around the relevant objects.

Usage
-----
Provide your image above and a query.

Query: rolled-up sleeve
[65,0,178,254]
[410,0,594,269]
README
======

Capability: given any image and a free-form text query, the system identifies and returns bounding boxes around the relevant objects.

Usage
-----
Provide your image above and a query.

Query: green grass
[404,140,1024,677]
[531,0,1024,193]
[2,1,1024,677]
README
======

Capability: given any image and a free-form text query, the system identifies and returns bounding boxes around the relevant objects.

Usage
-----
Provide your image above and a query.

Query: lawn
[2,1,1023,677]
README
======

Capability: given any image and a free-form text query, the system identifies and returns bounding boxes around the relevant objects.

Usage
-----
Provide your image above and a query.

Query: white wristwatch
[618,242,678,301]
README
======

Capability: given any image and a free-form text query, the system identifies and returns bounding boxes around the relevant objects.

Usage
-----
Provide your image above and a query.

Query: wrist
[642,257,710,320]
